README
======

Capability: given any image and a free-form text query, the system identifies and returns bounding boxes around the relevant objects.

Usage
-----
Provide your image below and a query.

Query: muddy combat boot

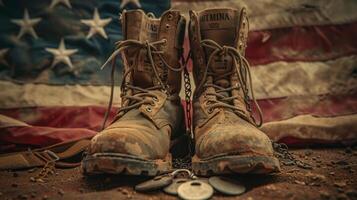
[82,10,186,176]
[188,8,280,175]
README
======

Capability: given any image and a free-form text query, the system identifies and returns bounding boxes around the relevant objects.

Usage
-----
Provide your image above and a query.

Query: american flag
[0,0,356,152]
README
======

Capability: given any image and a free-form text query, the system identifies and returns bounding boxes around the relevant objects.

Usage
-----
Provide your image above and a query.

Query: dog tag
[163,178,189,195]
[178,180,213,200]
[208,176,245,195]
[135,174,173,192]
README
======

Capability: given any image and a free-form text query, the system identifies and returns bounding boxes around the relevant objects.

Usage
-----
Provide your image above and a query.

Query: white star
[81,8,112,39]
[0,48,9,66]
[45,39,78,70]
[120,0,141,9]
[11,9,42,39]
[49,0,72,9]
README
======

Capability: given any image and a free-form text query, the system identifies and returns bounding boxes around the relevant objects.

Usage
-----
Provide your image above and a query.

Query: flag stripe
[251,55,357,99]
[2,54,356,108]
[1,93,356,129]
[2,113,356,152]
[0,126,96,151]
[262,114,357,145]
[172,0,357,30]
[246,23,357,65]
[254,94,357,123]
[0,80,121,108]
[183,23,357,66]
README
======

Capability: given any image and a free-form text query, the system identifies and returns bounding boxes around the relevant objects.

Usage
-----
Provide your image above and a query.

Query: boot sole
[81,153,171,176]
[192,154,281,176]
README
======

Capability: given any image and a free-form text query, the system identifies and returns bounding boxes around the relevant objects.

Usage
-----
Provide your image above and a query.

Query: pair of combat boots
[82,8,280,176]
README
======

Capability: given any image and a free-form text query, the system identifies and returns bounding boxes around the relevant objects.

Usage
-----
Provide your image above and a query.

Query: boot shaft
[189,8,255,124]
[189,7,248,86]
[121,10,186,95]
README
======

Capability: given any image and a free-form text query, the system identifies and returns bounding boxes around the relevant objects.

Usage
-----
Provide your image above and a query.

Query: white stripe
[172,0,357,30]
[0,81,121,108]
[252,55,357,99]
[261,114,357,142]
[181,55,357,99]
[1,55,356,108]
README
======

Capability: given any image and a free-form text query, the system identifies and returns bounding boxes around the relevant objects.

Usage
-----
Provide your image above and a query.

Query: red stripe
[0,106,117,131]
[184,23,357,66]
[1,93,356,129]
[1,94,356,151]
[253,93,357,123]
[0,126,95,152]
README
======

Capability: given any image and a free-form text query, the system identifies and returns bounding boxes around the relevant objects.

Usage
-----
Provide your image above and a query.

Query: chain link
[177,52,311,172]
[272,141,313,169]
[184,66,192,139]
[172,52,194,170]
[31,150,59,182]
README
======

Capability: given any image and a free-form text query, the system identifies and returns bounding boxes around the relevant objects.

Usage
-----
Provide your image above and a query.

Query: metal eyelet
[207,108,213,114]
[146,106,152,112]
[166,24,170,29]
[153,96,159,102]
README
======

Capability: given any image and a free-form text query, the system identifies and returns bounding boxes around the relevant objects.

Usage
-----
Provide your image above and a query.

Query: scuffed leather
[88,10,186,160]
[190,8,274,160]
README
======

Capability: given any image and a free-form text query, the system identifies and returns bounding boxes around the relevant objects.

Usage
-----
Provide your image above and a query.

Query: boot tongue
[198,8,240,88]
[199,8,239,47]
[124,11,161,89]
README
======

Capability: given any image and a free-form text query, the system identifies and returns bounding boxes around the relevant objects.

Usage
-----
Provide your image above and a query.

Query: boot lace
[100,39,183,130]
[196,39,263,127]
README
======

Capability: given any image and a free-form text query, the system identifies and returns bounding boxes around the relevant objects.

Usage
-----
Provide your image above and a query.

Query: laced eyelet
[207,108,213,114]
[161,88,168,94]
[147,12,155,18]
[153,96,159,102]
[146,106,152,112]
[168,13,173,20]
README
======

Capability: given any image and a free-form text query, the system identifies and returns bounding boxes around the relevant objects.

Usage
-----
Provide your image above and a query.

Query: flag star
[11,9,42,39]
[120,0,141,9]
[49,0,72,9]
[45,39,78,70]
[81,8,112,39]
[0,48,9,66]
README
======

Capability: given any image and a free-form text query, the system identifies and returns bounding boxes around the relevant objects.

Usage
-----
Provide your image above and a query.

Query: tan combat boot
[82,10,186,176]
[188,8,280,175]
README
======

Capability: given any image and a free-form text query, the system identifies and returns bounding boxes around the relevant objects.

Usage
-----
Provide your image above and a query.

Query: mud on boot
[188,7,280,175]
[82,10,187,176]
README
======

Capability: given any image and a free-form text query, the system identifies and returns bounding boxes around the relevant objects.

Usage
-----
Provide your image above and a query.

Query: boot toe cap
[88,127,168,160]
[196,119,274,159]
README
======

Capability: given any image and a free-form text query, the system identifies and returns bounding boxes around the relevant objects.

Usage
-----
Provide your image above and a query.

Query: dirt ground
[0,148,356,200]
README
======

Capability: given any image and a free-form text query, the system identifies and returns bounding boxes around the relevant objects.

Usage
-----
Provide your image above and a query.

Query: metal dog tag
[163,178,189,195]
[178,180,214,200]
[208,176,245,195]
[135,174,173,192]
